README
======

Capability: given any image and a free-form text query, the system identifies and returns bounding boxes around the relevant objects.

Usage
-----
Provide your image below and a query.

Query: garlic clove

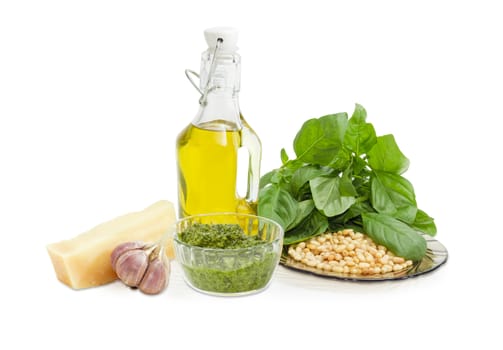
[139,257,170,295]
[114,249,149,287]
[110,241,147,272]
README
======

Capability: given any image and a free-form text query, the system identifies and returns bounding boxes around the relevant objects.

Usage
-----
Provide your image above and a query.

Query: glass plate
[280,235,448,281]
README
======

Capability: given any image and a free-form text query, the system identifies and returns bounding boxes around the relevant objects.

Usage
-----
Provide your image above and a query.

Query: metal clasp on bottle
[185,38,223,106]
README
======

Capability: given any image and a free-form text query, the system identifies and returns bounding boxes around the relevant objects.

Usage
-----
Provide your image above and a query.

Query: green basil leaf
[259,169,277,189]
[258,184,298,230]
[280,148,289,164]
[329,220,364,233]
[295,183,313,201]
[331,200,375,224]
[367,134,410,174]
[286,199,315,230]
[362,213,427,261]
[271,171,283,184]
[353,155,369,176]
[310,176,356,217]
[264,161,302,191]
[340,168,358,197]
[370,172,398,215]
[284,209,328,245]
[370,170,417,223]
[293,113,348,165]
[411,209,437,236]
[290,165,331,197]
[343,104,377,155]
[329,148,352,170]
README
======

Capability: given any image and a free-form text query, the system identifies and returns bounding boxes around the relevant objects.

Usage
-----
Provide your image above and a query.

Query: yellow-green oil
[176,120,255,218]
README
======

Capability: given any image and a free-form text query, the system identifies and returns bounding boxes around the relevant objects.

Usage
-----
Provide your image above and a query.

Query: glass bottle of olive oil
[176,27,261,218]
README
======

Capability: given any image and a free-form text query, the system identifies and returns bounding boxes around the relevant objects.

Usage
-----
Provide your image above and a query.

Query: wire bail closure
[184,38,223,106]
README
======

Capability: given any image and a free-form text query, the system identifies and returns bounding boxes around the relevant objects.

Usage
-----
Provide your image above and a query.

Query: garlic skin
[110,241,147,272]
[139,257,170,295]
[114,249,149,287]
[110,240,170,294]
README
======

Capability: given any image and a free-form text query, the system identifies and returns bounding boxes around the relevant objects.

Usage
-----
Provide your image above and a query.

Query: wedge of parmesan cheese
[47,200,176,289]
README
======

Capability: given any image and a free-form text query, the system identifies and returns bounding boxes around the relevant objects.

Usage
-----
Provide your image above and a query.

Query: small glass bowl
[173,213,284,296]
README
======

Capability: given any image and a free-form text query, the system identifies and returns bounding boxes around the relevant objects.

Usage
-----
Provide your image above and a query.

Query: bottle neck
[193,50,242,130]
[200,49,241,94]
[193,91,241,130]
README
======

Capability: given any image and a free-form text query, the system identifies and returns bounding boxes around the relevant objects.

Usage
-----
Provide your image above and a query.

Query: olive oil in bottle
[176,27,261,218]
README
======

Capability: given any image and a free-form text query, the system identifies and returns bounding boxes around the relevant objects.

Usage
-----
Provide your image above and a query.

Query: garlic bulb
[111,240,170,295]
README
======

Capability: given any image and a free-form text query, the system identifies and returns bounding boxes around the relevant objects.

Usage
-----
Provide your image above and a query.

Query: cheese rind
[47,200,176,289]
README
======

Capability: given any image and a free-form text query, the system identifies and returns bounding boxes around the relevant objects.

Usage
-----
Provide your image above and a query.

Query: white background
[1,0,502,349]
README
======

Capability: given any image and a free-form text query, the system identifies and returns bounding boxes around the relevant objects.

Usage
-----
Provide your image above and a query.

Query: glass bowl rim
[173,212,284,253]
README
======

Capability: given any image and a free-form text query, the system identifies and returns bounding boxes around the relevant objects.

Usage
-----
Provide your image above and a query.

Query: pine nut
[287,229,414,276]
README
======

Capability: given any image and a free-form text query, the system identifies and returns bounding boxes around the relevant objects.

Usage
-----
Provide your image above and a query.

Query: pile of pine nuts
[287,229,413,275]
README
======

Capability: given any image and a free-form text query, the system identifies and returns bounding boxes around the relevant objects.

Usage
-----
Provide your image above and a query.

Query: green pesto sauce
[178,223,278,293]
[182,252,276,293]
[179,223,264,249]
